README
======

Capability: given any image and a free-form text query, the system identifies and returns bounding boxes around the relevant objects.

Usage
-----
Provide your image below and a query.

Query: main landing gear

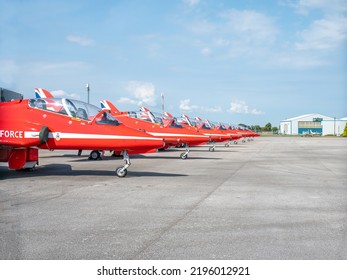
[89,150,103,160]
[115,150,131,178]
[225,139,236,147]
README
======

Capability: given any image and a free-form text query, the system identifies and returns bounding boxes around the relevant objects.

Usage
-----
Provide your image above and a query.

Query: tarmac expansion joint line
[130,152,255,259]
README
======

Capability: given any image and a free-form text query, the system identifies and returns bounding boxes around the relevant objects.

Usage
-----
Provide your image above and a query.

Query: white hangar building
[279,114,347,136]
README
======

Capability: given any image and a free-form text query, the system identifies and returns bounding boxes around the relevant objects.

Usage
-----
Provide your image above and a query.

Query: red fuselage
[115,112,210,148]
[0,98,164,169]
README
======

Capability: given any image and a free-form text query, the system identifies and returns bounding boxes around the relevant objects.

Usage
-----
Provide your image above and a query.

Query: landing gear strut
[209,142,215,152]
[115,150,130,177]
[180,144,190,159]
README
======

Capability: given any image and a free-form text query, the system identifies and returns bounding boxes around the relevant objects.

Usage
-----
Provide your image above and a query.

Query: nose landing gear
[115,150,131,177]
[180,144,190,160]
[209,142,215,152]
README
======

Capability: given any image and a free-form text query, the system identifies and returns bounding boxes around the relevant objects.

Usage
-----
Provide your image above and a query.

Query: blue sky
[1,0,346,126]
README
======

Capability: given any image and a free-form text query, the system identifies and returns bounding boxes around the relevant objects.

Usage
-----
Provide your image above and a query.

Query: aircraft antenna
[161,92,164,113]
[86,84,90,104]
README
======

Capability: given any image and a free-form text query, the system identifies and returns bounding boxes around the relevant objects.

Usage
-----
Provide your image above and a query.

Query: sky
[1,0,346,126]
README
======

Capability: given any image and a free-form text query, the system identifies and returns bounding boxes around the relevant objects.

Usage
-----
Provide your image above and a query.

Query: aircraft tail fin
[139,106,151,112]
[100,100,121,114]
[35,88,54,98]
[164,112,173,118]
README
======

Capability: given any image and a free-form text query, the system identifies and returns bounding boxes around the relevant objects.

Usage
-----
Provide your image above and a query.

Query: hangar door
[298,121,322,134]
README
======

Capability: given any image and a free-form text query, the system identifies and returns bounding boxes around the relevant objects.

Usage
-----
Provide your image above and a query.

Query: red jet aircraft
[0,96,164,177]
[231,125,260,143]
[100,101,210,159]
[178,114,231,152]
[208,121,244,147]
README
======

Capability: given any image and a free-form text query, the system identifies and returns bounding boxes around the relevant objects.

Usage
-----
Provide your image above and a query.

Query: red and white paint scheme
[0,97,164,177]
[100,101,210,159]
[178,114,231,152]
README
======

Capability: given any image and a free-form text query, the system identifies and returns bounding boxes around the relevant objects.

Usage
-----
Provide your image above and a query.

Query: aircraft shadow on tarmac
[132,155,223,160]
[44,153,224,161]
[0,164,187,180]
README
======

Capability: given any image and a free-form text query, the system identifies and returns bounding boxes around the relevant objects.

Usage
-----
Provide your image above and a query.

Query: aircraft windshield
[194,119,211,130]
[127,111,165,125]
[177,116,194,126]
[207,121,217,128]
[95,111,120,126]
[219,123,230,130]
[170,117,183,128]
[29,98,101,121]
[209,120,227,130]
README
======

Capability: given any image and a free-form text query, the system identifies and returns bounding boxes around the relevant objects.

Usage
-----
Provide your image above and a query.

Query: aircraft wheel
[234,141,238,144]
[180,153,188,160]
[116,167,127,177]
[209,147,215,152]
[225,143,230,147]
[89,150,101,160]
[39,126,49,144]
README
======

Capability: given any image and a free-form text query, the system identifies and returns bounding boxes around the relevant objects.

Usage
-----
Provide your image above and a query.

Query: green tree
[254,125,261,132]
[272,127,278,134]
[342,123,347,137]
[263,122,272,131]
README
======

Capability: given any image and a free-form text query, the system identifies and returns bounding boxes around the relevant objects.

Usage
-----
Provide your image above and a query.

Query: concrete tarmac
[0,137,346,259]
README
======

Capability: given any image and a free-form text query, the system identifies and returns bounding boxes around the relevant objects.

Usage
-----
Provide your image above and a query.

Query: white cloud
[116,97,138,105]
[183,0,200,6]
[123,81,157,106]
[287,0,347,15]
[272,52,328,68]
[66,35,94,46]
[221,9,279,44]
[228,100,264,115]
[179,99,199,111]
[201,47,212,56]
[51,90,80,99]
[295,17,347,50]
[187,9,278,44]
[185,8,279,60]
[214,38,230,47]
[188,19,216,34]
[179,99,222,113]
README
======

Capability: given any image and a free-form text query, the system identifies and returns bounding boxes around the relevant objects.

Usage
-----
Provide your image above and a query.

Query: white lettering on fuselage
[0,130,23,138]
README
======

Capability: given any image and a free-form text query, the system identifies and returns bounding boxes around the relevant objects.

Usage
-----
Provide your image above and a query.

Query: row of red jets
[0,88,259,177]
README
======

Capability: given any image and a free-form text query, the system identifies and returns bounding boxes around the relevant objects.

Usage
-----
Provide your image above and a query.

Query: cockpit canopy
[28,98,120,126]
[178,116,211,130]
[127,110,183,128]
[219,122,233,130]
